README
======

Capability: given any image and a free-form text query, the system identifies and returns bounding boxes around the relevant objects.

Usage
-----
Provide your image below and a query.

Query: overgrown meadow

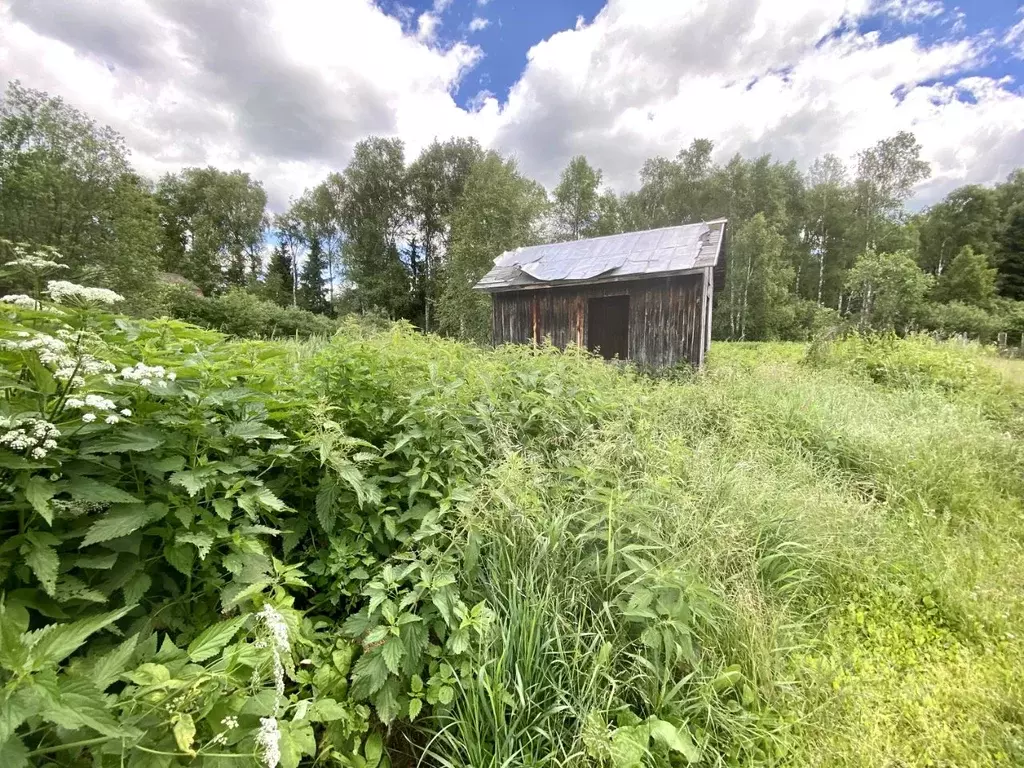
[1,255,1022,767]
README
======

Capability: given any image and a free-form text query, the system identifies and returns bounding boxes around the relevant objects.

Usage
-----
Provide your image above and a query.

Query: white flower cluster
[65,394,129,424]
[255,717,281,768]
[257,605,291,700]
[46,280,124,305]
[2,332,116,388]
[0,418,60,459]
[5,254,68,272]
[1,294,38,309]
[221,716,239,730]
[121,362,176,387]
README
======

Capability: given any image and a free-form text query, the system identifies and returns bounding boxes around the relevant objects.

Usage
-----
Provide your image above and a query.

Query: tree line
[2,80,1024,342]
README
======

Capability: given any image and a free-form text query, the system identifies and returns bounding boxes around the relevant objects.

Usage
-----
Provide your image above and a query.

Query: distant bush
[161,287,341,338]
[806,332,1000,396]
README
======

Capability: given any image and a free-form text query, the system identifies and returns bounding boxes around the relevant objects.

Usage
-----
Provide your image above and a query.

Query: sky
[1,0,1023,211]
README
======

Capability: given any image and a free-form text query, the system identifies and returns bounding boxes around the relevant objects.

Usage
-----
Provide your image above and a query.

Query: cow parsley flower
[105,415,119,424]
[120,408,132,417]
[220,716,239,730]
[0,294,38,309]
[82,413,97,423]
[121,362,173,386]
[255,717,281,768]
[0,419,60,458]
[5,254,68,271]
[256,605,291,700]
[84,394,116,411]
[46,280,124,305]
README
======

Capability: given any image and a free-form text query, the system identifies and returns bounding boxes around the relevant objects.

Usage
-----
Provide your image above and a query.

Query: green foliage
[155,166,268,294]
[160,287,341,338]
[933,245,997,305]
[437,151,549,342]
[553,155,604,241]
[0,82,162,300]
[845,249,934,332]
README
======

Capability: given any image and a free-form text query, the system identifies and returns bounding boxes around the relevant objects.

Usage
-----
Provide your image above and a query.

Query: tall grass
[300,327,1023,765]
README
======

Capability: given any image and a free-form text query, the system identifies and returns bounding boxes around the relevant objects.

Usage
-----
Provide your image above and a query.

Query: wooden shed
[474,219,727,367]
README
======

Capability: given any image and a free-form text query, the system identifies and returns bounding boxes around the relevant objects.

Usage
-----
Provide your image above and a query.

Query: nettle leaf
[225,421,286,441]
[381,636,404,675]
[63,477,141,505]
[187,616,247,662]
[80,427,165,454]
[372,679,402,726]
[350,650,389,698]
[178,532,215,560]
[80,503,167,548]
[237,487,288,518]
[364,731,384,768]
[23,606,132,668]
[23,475,57,525]
[212,498,234,520]
[72,552,119,570]
[170,470,211,497]
[315,477,340,534]
[0,734,28,768]
[0,688,36,745]
[164,543,195,575]
[22,533,59,596]
[91,634,140,690]
[122,573,151,605]
[308,698,349,722]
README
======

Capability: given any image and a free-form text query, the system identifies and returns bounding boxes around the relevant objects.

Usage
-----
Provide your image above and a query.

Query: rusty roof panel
[475,220,726,292]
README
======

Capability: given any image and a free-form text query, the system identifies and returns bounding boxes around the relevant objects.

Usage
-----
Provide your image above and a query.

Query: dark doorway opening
[587,295,629,360]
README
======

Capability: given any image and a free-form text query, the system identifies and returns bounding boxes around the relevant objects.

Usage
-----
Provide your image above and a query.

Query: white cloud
[477,0,490,5]
[0,0,487,208]
[0,0,1022,210]
[874,0,944,24]
[468,17,490,33]
[487,0,1024,204]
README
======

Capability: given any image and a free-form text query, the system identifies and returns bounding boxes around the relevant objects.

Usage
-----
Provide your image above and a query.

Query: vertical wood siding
[491,272,709,367]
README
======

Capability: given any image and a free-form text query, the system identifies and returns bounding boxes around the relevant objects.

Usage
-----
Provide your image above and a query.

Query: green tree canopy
[155,167,268,294]
[845,249,934,332]
[0,81,161,298]
[437,152,549,341]
[552,155,603,241]
[933,245,997,305]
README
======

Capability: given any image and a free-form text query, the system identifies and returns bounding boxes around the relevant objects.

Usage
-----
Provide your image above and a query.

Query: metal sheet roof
[475,219,726,292]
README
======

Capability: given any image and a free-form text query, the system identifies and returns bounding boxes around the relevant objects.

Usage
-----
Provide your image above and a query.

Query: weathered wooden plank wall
[491,272,708,367]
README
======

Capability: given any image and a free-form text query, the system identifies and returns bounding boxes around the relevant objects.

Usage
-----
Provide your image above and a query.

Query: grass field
[422,333,1024,767]
[5,309,1023,766]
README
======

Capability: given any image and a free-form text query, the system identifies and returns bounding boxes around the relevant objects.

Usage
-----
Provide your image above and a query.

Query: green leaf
[649,719,700,762]
[0,688,36,745]
[609,724,649,768]
[173,713,196,756]
[80,503,166,548]
[178,532,214,560]
[92,634,140,690]
[122,573,151,605]
[225,421,286,441]
[63,476,141,504]
[23,475,56,525]
[315,477,340,534]
[381,636,404,675]
[22,533,59,596]
[279,720,315,768]
[237,487,288,518]
[164,543,195,575]
[24,606,132,668]
[170,470,209,497]
[350,650,389,698]
[437,685,454,705]
[187,616,247,662]
[364,732,383,768]
[408,697,422,721]
[308,698,348,722]
[80,427,165,454]
[212,498,234,520]
[0,735,29,768]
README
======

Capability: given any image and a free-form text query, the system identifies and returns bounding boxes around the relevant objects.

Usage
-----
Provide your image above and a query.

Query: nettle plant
[0,243,496,767]
[0,245,376,767]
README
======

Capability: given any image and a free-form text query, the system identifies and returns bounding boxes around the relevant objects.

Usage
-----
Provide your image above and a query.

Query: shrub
[161,286,341,338]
